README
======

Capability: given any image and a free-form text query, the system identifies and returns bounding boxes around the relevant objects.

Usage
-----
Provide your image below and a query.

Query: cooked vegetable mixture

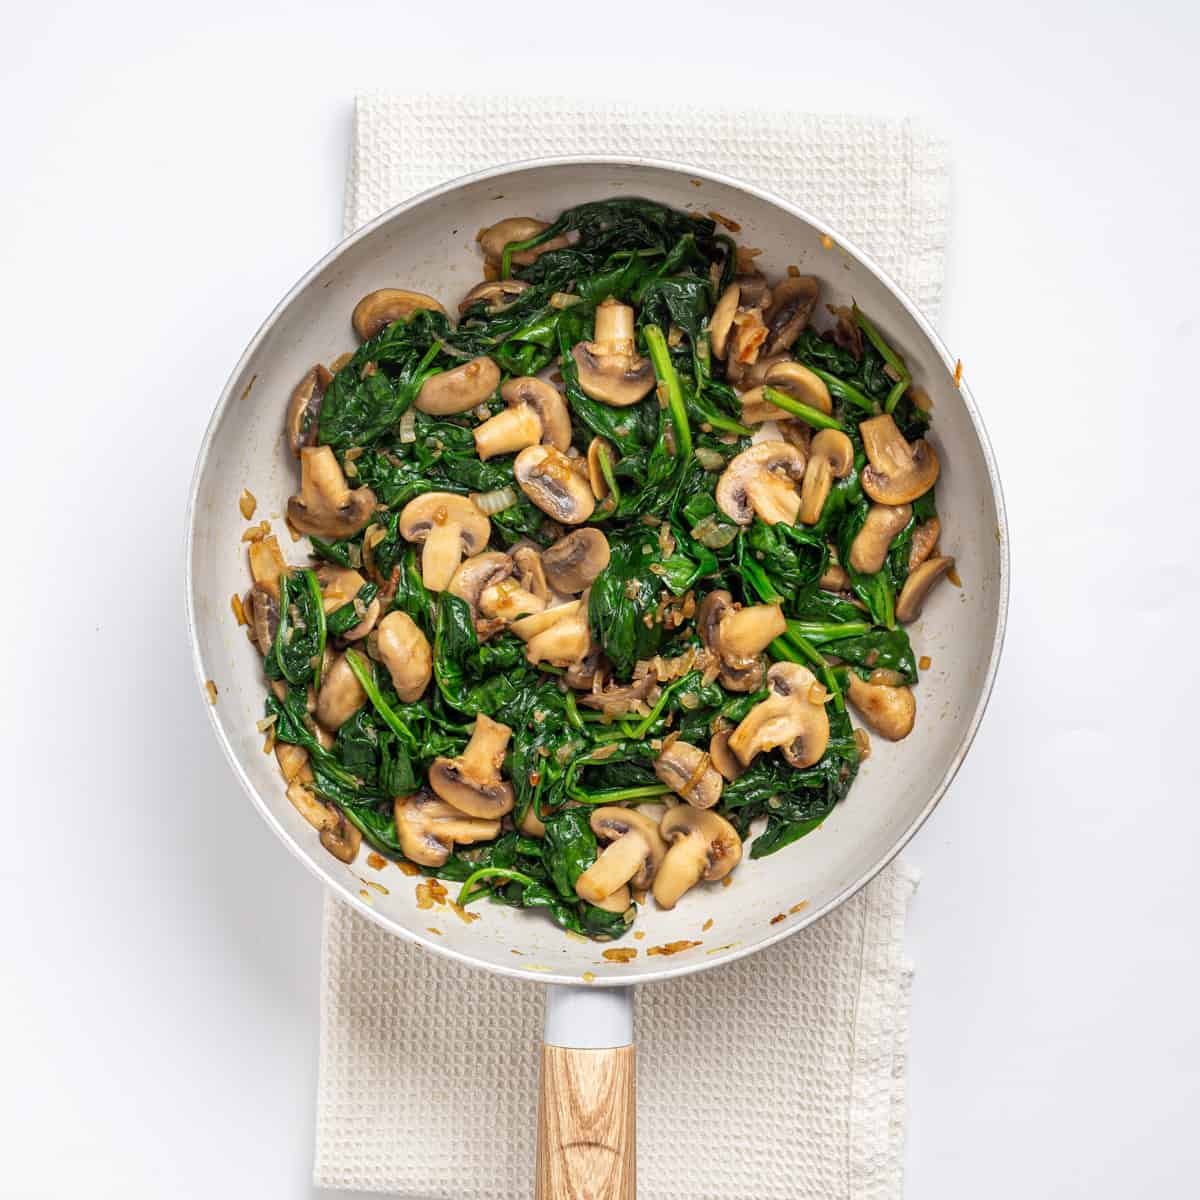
[243,198,954,940]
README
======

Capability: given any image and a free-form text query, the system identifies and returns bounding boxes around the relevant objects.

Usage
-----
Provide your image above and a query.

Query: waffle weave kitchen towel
[316,93,946,1200]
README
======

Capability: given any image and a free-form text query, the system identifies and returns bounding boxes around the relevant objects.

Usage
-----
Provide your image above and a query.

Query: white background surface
[3,1,1198,1197]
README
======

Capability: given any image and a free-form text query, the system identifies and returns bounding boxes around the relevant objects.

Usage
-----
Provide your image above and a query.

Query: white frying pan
[186,158,1009,1198]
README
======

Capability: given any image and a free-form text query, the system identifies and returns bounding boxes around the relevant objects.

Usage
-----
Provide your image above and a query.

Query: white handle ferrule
[543,985,634,1048]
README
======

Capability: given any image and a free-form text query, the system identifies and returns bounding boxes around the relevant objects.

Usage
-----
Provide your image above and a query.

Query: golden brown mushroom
[427,714,515,819]
[908,517,941,571]
[415,356,501,416]
[798,429,855,524]
[571,298,655,407]
[896,555,955,623]
[375,611,433,702]
[848,503,913,575]
[709,283,740,360]
[315,563,380,640]
[351,289,445,341]
[287,446,378,539]
[514,444,596,525]
[654,740,724,809]
[315,652,368,732]
[859,414,940,504]
[458,278,530,316]
[653,807,742,910]
[247,534,289,600]
[727,661,830,769]
[575,808,666,906]
[397,493,491,592]
[520,597,592,668]
[394,792,502,868]
[845,673,916,740]
[541,528,611,595]
[473,376,571,460]
[696,590,784,693]
[707,729,745,782]
[286,365,332,456]
[586,436,617,508]
[477,217,569,267]
[715,441,807,526]
[763,275,820,354]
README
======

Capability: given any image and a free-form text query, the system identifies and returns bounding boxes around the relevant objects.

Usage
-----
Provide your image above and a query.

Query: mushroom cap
[859,414,940,504]
[398,493,490,551]
[571,342,655,408]
[845,674,916,741]
[763,275,820,354]
[653,807,742,908]
[478,217,569,265]
[907,516,941,572]
[588,806,667,892]
[376,610,433,702]
[500,375,571,451]
[718,603,787,661]
[798,429,855,525]
[523,595,592,667]
[287,446,378,539]
[415,356,500,416]
[654,740,724,810]
[715,441,807,526]
[848,503,913,574]
[510,598,582,642]
[514,444,596,525]
[542,528,611,594]
[709,283,741,360]
[286,364,332,456]
[895,554,954,624]
[428,714,515,819]
[707,729,745,782]
[448,551,513,612]
[395,792,502,867]
[351,289,446,341]
[458,278,529,316]
[590,885,633,914]
[727,661,830,769]
[511,542,555,606]
[696,589,765,693]
[316,563,379,640]
[315,652,368,733]
[763,359,832,415]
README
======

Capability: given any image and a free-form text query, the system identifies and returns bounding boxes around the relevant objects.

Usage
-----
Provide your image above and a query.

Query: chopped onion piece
[398,409,417,443]
[471,485,518,515]
[694,447,726,471]
[690,514,738,549]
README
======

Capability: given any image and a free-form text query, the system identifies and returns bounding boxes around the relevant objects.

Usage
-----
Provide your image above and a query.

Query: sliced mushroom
[798,429,854,525]
[478,217,568,267]
[764,359,833,415]
[696,590,776,693]
[247,534,289,599]
[514,444,596,525]
[458,278,530,316]
[398,493,491,592]
[587,436,617,508]
[763,276,820,354]
[351,289,445,342]
[845,673,916,740]
[286,365,332,456]
[591,885,633,914]
[655,740,724,809]
[571,298,655,407]
[819,561,851,592]
[653,808,742,910]
[510,598,583,643]
[415,356,500,416]
[287,780,338,833]
[896,555,955,624]
[715,441,807,526]
[708,729,744,782]
[276,742,312,785]
[577,674,655,713]
[848,503,912,574]
[315,652,367,732]
[709,283,740,360]
[542,528,610,594]
[859,414,940,504]
[428,714,515,819]
[908,517,941,571]
[245,583,279,655]
[315,563,380,640]
[511,542,556,607]
[394,792,501,868]
[376,610,433,702]
[287,446,378,539]
[517,803,547,839]
[473,376,570,459]
[319,807,363,864]
[522,594,592,667]
[479,576,546,622]
[575,808,666,905]
[449,551,512,611]
[740,352,790,388]
[727,661,830,769]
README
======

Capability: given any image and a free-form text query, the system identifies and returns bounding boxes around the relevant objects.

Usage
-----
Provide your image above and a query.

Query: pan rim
[185,154,1010,986]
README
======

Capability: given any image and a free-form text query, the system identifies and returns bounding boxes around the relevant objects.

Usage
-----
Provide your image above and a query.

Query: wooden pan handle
[536,985,636,1200]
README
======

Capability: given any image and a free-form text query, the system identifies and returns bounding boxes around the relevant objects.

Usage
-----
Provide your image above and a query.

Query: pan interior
[188,160,1006,985]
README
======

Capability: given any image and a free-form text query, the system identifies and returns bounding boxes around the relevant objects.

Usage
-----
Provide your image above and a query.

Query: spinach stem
[563,689,584,732]
[574,784,672,805]
[853,305,911,414]
[760,387,846,432]
[304,569,327,692]
[457,866,537,907]
[643,324,693,464]
[804,366,878,414]
[344,649,417,749]
[628,671,701,739]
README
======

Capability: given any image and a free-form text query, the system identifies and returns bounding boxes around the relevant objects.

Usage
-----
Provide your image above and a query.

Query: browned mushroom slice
[521,597,592,668]
[896,555,955,623]
[315,652,368,732]
[763,275,820,354]
[514,445,596,525]
[542,528,611,595]
[845,673,916,740]
[799,429,855,524]
[763,359,833,415]
[394,792,502,867]
[315,563,380,641]
[397,493,491,592]
[458,278,530,316]
[727,661,830,769]
[512,541,555,606]
[707,729,744,782]
[715,441,807,526]
[415,356,500,416]
[319,807,363,864]
[287,447,378,539]
[245,582,279,655]
[728,306,769,367]
[908,517,941,571]
[571,299,655,406]
[654,740,724,809]
[709,283,740,360]
[696,589,770,694]
[477,217,569,267]
[247,534,289,599]
[376,610,433,702]
[848,503,913,575]
[575,808,666,905]
[427,714,515,818]
[473,376,571,459]
[819,561,851,592]
[859,414,940,504]
[351,289,446,341]
[286,365,333,456]
[653,808,742,910]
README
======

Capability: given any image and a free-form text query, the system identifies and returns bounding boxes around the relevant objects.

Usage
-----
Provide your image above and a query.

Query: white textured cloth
[316,94,947,1199]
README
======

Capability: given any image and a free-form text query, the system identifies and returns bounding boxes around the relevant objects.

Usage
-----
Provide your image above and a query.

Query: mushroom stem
[744,472,803,526]
[461,714,512,779]
[720,604,787,659]
[594,298,635,348]
[473,404,543,460]
[652,831,710,910]
[420,520,466,591]
[575,834,650,905]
